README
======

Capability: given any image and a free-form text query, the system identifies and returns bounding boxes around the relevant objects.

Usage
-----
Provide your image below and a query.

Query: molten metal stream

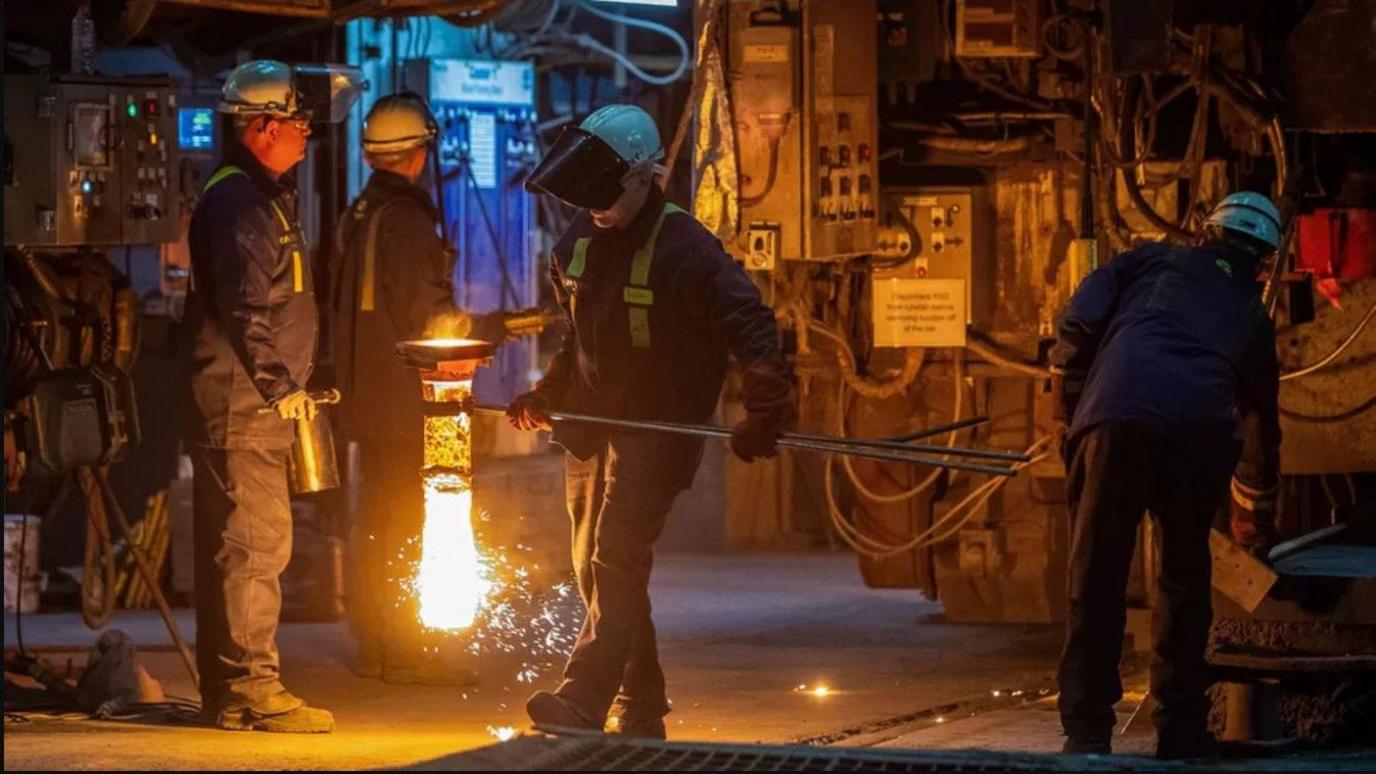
[417,377,490,630]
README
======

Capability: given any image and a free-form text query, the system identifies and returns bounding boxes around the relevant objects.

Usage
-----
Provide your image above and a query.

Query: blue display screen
[178,107,215,150]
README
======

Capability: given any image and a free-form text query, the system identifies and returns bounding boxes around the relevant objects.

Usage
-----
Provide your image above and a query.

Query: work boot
[526,690,602,732]
[1156,730,1220,760]
[609,714,667,740]
[1061,737,1111,755]
[212,700,334,733]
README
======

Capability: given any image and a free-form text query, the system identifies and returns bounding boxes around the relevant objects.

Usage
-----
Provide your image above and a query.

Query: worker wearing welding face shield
[330,93,484,686]
[183,59,362,733]
[509,105,794,738]
[1048,192,1283,759]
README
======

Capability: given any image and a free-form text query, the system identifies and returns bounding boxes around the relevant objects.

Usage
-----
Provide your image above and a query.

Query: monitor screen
[178,107,215,151]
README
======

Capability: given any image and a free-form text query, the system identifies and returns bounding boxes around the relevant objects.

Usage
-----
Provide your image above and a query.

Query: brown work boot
[208,690,334,733]
[526,690,601,732]
[609,714,667,740]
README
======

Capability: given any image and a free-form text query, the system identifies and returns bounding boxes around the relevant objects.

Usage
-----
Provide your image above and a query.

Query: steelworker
[509,104,794,739]
[1049,191,1282,758]
[184,60,333,733]
[330,93,488,686]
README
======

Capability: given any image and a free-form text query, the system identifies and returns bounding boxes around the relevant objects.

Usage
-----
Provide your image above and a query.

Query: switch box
[725,0,879,263]
[875,187,992,327]
[745,222,781,271]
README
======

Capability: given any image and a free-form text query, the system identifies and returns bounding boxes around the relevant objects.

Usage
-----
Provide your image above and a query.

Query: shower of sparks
[404,374,579,685]
[794,684,832,697]
[487,725,518,742]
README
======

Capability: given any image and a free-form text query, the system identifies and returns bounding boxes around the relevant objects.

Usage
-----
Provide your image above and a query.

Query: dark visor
[525,126,629,210]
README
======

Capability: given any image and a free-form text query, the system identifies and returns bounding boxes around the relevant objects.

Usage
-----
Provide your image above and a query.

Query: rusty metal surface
[1277,279,1376,474]
[1281,0,1376,133]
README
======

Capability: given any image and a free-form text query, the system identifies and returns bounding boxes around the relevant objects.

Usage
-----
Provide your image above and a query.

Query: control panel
[727,0,880,264]
[5,74,181,247]
[874,187,991,326]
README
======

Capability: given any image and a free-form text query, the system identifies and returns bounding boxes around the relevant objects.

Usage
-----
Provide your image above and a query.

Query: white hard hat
[363,94,437,154]
[219,60,302,118]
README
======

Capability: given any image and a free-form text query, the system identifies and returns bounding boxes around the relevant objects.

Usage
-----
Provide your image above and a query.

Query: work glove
[1049,367,1085,430]
[271,389,318,421]
[507,389,554,432]
[1229,477,1279,558]
[730,361,796,463]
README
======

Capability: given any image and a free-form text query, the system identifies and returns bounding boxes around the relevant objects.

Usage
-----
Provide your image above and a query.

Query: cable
[739,137,780,207]
[574,1,690,86]
[1279,299,1376,382]
[1278,394,1376,424]
[965,336,1052,378]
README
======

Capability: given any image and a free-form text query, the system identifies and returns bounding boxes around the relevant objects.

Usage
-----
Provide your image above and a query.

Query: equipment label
[872,278,967,347]
[744,44,790,63]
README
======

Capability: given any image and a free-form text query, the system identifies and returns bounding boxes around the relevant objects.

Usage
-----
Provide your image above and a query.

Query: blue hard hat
[1203,191,1281,250]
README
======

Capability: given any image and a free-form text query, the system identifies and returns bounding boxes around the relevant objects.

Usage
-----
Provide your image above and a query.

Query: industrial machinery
[727,0,881,266]
[403,57,541,405]
[5,74,181,247]
[711,0,1376,629]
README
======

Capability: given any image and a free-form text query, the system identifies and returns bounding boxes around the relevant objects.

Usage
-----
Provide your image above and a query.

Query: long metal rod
[785,426,1026,462]
[473,405,1018,476]
[888,415,989,443]
[93,468,199,689]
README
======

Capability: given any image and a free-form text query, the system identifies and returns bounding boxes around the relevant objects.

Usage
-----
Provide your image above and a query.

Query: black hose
[1116,77,1193,241]
[739,137,780,207]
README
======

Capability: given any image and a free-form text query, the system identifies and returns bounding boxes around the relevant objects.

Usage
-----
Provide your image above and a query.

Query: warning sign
[872,278,967,348]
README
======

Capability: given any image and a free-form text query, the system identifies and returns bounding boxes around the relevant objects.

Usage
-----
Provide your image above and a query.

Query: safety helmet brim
[525,126,629,210]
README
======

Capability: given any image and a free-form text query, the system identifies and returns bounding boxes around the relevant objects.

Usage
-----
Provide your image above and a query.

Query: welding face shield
[525,125,630,210]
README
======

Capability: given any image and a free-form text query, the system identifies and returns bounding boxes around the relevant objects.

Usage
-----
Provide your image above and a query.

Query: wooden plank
[1210,529,1278,613]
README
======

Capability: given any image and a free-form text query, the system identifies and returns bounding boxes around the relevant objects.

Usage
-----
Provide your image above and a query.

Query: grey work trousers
[556,431,703,722]
[192,445,298,714]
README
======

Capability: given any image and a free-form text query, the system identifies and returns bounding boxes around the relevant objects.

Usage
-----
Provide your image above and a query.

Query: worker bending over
[1050,191,1282,758]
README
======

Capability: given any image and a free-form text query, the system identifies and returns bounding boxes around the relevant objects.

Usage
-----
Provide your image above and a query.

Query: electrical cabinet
[5,74,181,247]
[727,0,880,263]
[875,187,992,327]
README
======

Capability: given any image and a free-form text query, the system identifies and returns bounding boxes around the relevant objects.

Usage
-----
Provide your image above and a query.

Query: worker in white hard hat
[509,104,795,738]
[183,59,347,734]
[329,92,484,687]
[1048,191,1283,759]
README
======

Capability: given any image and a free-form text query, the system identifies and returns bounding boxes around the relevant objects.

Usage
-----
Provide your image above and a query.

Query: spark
[811,686,831,698]
[487,725,518,742]
[935,716,946,724]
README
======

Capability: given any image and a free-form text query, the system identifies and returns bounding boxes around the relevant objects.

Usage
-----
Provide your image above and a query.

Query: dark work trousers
[349,434,427,669]
[1057,422,1223,742]
[192,445,299,714]
[557,430,703,722]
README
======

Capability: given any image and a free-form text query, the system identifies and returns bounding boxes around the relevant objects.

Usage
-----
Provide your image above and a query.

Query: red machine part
[1296,208,1376,280]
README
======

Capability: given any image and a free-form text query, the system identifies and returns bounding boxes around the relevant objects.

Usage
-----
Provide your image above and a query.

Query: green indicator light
[127,102,139,118]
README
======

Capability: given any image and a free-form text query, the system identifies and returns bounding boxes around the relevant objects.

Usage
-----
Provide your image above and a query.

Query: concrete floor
[5,552,1079,770]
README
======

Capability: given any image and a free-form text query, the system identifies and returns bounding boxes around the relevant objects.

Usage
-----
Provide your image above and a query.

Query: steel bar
[93,468,199,688]
[785,427,1027,462]
[886,415,989,443]
[473,405,1018,476]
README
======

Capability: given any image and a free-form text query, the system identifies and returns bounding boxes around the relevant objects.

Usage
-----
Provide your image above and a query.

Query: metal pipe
[781,428,1028,462]
[887,415,988,443]
[472,405,1018,476]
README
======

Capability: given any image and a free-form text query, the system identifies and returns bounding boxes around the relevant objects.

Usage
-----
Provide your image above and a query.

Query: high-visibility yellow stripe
[292,250,304,293]
[202,165,245,194]
[628,307,651,348]
[570,238,590,279]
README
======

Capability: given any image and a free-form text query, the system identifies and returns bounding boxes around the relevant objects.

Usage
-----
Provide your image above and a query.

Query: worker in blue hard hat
[511,104,795,738]
[1049,191,1283,759]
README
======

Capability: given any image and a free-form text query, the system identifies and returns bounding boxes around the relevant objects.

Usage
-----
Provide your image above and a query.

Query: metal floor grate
[410,733,1135,772]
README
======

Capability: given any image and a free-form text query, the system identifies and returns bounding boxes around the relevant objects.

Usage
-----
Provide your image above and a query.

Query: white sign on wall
[872,278,967,348]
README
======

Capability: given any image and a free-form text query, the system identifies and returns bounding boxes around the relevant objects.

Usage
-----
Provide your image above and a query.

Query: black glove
[731,361,796,462]
[506,390,554,432]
